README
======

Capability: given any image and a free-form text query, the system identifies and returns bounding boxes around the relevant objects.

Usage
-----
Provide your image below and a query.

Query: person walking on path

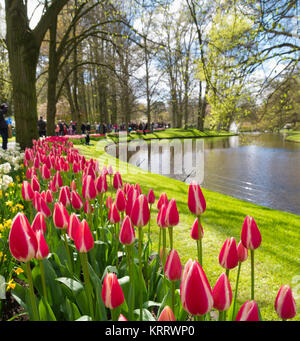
[38,116,47,137]
[0,103,9,150]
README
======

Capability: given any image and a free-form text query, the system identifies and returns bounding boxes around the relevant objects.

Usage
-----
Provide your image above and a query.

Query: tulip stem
[80,252,94,320]
[231,261,241,321]
[168,226,173,251]
[171,281,175,313]
[39,260,48,302]
[197,216,202,266]
[25,261,39,321]
[126,245,135,321]
[63,231,73,274]
[251,250,255,300]
[138,227,144,321]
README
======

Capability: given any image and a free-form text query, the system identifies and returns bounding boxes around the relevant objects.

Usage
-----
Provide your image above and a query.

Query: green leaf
[134,308,156,321]
[56,277,84,294]
[38,297,56,321]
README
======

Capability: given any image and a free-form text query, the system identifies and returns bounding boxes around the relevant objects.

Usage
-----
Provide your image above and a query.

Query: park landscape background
[0,0,299,322]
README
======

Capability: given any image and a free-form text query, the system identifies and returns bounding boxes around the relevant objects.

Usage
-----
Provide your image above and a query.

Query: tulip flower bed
[0,136,299,322]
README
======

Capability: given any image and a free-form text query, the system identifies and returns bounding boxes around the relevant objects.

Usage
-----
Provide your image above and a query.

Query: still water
[106,133,300,215]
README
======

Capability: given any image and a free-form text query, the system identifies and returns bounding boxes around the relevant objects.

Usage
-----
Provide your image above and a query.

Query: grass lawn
[285,133,300,143]
[78,138,300,321]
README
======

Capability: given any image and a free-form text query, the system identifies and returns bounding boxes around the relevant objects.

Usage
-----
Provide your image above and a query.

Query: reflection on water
[106,133,300,215]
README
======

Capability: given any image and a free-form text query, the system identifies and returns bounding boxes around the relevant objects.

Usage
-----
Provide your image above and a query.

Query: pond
[106,133,300,215]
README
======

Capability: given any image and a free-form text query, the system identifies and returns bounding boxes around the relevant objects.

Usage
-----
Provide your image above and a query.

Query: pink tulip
[101,272,125,309]
[157,204,167,228]
[157,192,168,210]
[165,198,179,227]
[275,285,296,320]
[45,189,53,204]
[59,186,71,207]
[53,202,70,229]
[35,230,49,260]
[84,200,94,214]
[106,196,113,209]
[235,300,260,321]
[119,215,135,245]
[190,217,204,240]
[219,237,239,270]
[70,180,76,192]
[130,194,150,227]
[108,203,120,224]
[39,196,51,218]
[82,175,97,201]
[118,314,128,321]
[31,212,47,234]
[164,249,182,281]
[241,216,261,250]
[31,175,40,192]
[113,171,123,189]
[147,188,155,205]
[125,188,138,216]
[212,273,232,311]
[74,219,94,253]
[95,174,107,194]
[71,191,83,211]
[115,189,126,212]
[237,240,248,263]
[53,171,63,189]
[188,181,206,216]
[33,191,41,212]
[158,306,176,321]
[67,213,81,241]
[21,181,34,201]
[41,164,51,180]
[9,213,38,263]
[108,165,114,175]
[180,259,213,316]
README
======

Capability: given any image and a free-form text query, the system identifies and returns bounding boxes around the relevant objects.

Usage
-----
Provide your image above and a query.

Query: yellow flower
[8,183,14,188]
[5,201,13,207]
[0,190,2,198]
[6,279,16,291]
[14,267,24,276]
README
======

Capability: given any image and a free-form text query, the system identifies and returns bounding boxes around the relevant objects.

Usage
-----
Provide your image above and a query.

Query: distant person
[86,122,91,133]
[38,116,46,137]
[81,123,86,134]
[0,103,8,150]
[85,133,90,145]
[55,123,60,136]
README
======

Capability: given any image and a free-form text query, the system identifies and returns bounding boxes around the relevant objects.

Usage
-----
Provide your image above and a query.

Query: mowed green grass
[77,139,300,321]
[285,133,300,143]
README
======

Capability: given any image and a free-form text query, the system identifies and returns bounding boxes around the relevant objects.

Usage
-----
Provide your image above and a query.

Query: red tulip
[164,249,182,281]
[119,215,135,245]
[84,200,94,214]
[241,216,261,250]
[108,203,120,224]
[219,237,239,270]
[41,164,51,180]
[35,230,49,260]
[82,175,97,201]
[165,198,179,227]
[39,196,51,218]
[147,188,155,205]
[53,171,63,189]
[33,191,41,212]
[31,175,40,192]
[157,192,168,210]
[106,195,113,209]
[31,212,46,234]
[212,273,232,311]
[70,180,76,192]
[53,202,70,229]
[188,181,206,216]
[113,171,123,189]
[9,213,38,263]
[158,306,176,321]
[67,213,81,241]
[95,174,107,194]
[74,219,94,253]
[45,189,53,204]
[125,188,138,216]
[190,217,204,240]
[130,194,150,227]
[157,204,167,228]
[59,186,71,207]
[235,300,260,321]
[21,181,34,201]
[237,240,248,263]
[101,272,125,309]
[180,259,213,316]
[71,190,83,210]
[115,189,126,212]
[275,285,296,320]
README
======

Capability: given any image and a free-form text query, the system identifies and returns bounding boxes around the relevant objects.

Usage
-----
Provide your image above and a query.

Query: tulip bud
[119,215,135,245]
[130,194,150,227]
[125,188,138,216]
[190,217,204,240]
[118,314,128,321]
[180,259,213,316]
[35,230,49,260]
[41,164,51,180]
[188,181,206,216]
[84,200,94,214]
[31,175,40,192]
[147,188,155,205]
[59,186,71,207]
[157,204,167,228]
[33,191,41,212]
[235,300,260,321]
[241,216,261,250]
[219,237,239,270]
[74,219,94,253]
[237,240,248,263]
[53,171,63,189]
[71,191,83,211]
[95,174,107,194]
[40,196,51,218]
[22,181,34,201]
[71,180,76,192]
[53,202,70,229]
[212,273,232,311]
[9,213,38,263]
[67,213,81,241]
[106,195,113,209]
[109,203,121,224]
[82,175,97,201]
[113,171,123,189]
[32,212,46,234]
[275,285,296,320]
[115,189,126,212]
[165,198,179,227]
[45,189,53,204]
[164,249,182,281]
[158,306,176,321]
[157,192,168,210]
[101,272,125,310]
